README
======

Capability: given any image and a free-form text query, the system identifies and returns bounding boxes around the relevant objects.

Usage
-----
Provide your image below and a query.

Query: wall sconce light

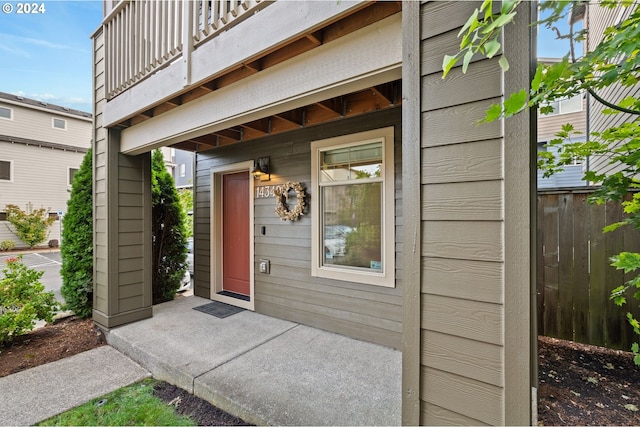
[252,157,270,181]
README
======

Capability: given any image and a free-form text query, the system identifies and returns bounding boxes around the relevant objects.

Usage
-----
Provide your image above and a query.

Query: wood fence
[537,189,640,350]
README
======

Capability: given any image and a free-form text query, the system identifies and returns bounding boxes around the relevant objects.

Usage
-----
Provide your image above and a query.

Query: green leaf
[484,103,503,122]
[458,8,479,37]
[500,0,518,14]
[603,221,627,233]
[498,55,509,72]
[462,50,474,74]
[611,252,640,273]
[503,89,527,116]
[632,342,639,354]
[531,64,544,92]
[481,12,516,35]
[442,54,458,78]
[484,39,501,58]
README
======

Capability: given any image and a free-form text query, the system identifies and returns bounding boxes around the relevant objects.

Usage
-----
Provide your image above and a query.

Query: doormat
[193,301,245,318]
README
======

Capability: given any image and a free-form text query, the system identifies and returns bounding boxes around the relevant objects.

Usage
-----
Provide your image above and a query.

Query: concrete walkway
[106,295,402,426]
[0,346,150,426]
[0,295,401,426]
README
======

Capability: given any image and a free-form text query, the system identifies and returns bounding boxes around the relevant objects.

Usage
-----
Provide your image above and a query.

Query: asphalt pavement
[1,249,63,303]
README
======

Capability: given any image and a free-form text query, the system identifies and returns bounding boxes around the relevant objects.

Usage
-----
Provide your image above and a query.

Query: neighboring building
[92,2,534,424]
[0,92,92,248]
[585,2,640,177]
[159,147,194,189]
[536,58,588,189]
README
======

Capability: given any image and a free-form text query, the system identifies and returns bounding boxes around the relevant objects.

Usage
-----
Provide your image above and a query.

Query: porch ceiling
[170,80,402,152]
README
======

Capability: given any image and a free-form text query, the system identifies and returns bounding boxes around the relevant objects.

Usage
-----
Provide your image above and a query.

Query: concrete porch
[104,295,401,426]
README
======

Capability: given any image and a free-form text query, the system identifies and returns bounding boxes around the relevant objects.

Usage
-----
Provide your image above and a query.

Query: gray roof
[0,91,92,119]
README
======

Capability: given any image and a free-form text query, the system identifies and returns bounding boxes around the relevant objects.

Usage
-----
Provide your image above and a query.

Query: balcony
[103,0,270,100]
[97,1,403,154]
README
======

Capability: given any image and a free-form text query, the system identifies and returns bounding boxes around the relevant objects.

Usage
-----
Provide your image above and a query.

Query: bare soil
[2,317,640,425]
[538,335,640,425]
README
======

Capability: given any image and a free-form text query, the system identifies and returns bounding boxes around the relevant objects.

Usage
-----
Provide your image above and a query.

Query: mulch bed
[3,317,640,425]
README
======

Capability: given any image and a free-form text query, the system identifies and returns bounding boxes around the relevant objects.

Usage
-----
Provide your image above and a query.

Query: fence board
[537,190,640,350]
[573,195,590,344]
[558,194,574,339]
[542,194,559,338]
[605,201,626,349]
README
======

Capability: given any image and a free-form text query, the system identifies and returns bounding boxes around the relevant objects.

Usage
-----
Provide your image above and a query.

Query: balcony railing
[103,0,269,100]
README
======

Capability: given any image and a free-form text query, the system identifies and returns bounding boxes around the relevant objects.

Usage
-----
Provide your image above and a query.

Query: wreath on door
[274,182,306,221]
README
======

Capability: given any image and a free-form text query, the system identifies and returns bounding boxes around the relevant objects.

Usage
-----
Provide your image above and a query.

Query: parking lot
[1,250,63,303]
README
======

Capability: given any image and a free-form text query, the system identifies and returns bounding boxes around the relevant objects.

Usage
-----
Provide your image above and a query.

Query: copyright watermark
[2,3,47,14]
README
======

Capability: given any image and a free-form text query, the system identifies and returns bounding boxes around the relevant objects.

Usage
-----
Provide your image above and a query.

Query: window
[0,160,12,181]
[68,167,78,185]
[52,117,66,130]
[179,163,186,178]
[0,106,12,120]
[541,94,583,116]
[311,127,395,287]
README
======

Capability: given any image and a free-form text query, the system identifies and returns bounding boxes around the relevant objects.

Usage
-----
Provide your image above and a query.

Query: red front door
[222,171,250,296]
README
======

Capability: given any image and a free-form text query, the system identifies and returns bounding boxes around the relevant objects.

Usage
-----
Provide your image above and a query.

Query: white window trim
[52,117,67,130]
[0,106,13,120]
[311,126,395,288]
[0,159,13,182]
[68,167,78,186]
[541,94,583,116]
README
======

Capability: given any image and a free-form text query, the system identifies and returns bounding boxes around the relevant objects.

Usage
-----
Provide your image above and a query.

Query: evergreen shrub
[151,150,188,304]
[60,148,94,318]
[0,256,59,344]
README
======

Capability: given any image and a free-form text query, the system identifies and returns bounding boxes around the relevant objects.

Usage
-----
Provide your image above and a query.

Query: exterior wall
[537,98,586,142]
[0,102,91,149]
[194,109,403,349]
[174,150,194,189]
[0,96,91,248]
[0,143,85,245]
[93,27,153,328]
[403,1,533,424]
[586,2,640,176]
[538,102,588,188]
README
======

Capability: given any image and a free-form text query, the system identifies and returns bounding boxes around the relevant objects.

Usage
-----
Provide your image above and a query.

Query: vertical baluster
[115,11,121,94]
[144,0,151,72]
[202,0,210,36]
[192,0,200,42]
[160,0,167,62]
[105,20,111,97]
[175,0,181,53]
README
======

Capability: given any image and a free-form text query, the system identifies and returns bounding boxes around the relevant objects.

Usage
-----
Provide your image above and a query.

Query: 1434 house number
[255,185,278,198]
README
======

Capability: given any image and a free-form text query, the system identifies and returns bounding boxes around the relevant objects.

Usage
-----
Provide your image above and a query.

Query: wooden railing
[104,0,269,99]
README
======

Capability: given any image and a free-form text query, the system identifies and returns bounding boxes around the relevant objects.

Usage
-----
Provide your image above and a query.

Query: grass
[37,379,195,426]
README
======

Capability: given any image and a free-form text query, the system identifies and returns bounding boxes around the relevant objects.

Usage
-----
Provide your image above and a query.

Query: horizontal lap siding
[587,4,639,177]
[419,1,507,424]
[94,29,109,314]
[195,109,403,348]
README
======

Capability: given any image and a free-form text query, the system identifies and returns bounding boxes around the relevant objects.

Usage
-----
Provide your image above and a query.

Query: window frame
[68,167,79,186]
[310,126,395,288]
[541,94,583,116]
[52,117,67,130]
[0,159,13,181]
[0,106,12,120]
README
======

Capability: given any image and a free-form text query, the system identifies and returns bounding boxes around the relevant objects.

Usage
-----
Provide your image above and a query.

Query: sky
[0,1,103,113]
[0,2,576,115]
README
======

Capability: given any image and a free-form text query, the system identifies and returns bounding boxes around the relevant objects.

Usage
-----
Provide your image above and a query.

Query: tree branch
[588,87,640,116]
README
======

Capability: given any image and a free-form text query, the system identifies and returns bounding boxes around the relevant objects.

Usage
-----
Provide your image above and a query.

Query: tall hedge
[152,149,188,304]
[60,147,94,318]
